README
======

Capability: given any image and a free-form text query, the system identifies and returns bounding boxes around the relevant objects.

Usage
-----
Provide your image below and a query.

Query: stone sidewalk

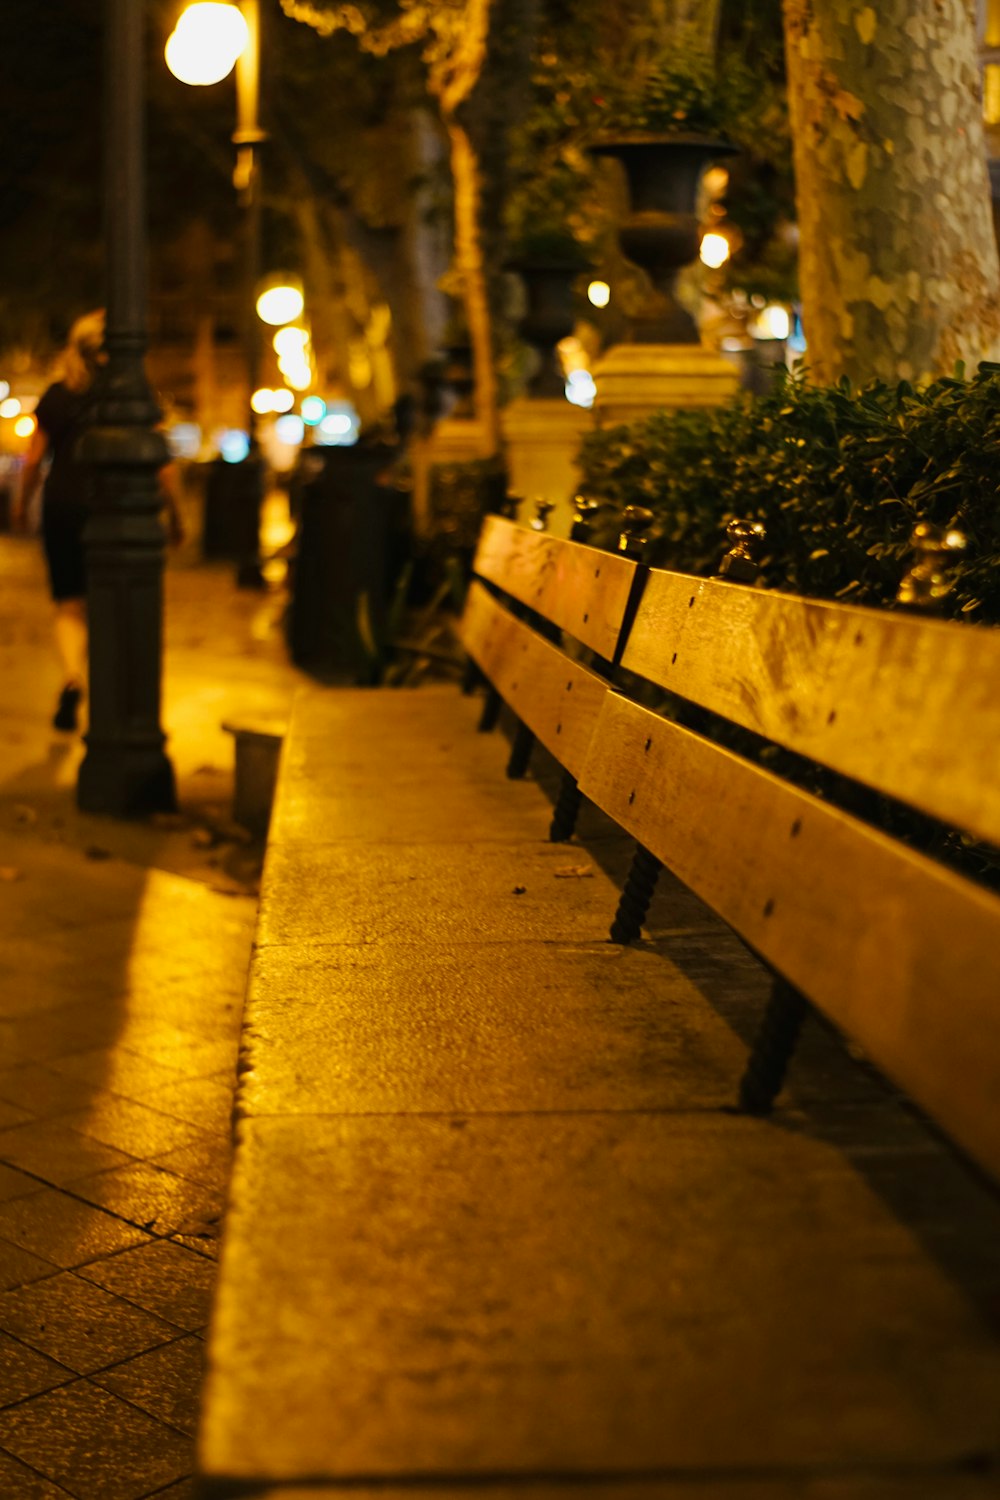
[0,522,307,1499]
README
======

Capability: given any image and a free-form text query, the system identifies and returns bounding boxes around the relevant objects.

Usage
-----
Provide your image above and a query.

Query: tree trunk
[447,119,501,454]
[783,0,1000,385]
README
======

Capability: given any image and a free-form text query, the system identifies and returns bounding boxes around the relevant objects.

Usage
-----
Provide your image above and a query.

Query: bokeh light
[587,280,611,309]
[699,232,731,269]
[165,3,249,87]
[257,284,304,326]
[219,429,251,463]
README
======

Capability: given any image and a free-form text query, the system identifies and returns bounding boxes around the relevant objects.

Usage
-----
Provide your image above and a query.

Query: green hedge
[577,365,1000,624]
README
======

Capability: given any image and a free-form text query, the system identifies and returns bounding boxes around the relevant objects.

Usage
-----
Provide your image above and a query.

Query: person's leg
[54,597,87,688]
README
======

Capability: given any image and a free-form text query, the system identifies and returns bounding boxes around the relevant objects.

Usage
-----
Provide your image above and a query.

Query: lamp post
[77,0,176,815]
[166,0,267,587]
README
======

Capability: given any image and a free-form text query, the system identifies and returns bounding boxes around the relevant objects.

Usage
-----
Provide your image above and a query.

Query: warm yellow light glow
[273,326,309,358]
[756,304,791,341]
[14,415,35,438]
[0,397,21,419]
[699,232,731,269]
[257,285,304,326]
[284,366,311,392]
[251,387,275,414]
[271,388,295,412]
[703,166,730,199]
[165,3,249,87]
[587,280,611,309]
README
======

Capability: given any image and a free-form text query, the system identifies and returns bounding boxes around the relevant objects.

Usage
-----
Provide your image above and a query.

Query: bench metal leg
[461,659,482,696]
[610,843,663,944]
[506,721,535,779]
[477,686,501,733]
[738,976,810,1115]
[549,771,583,843]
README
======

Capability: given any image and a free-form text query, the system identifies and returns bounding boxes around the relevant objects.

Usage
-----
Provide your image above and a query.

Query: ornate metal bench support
[461,659,483,696]
[738,975,810,1114]
[610,843,663,944]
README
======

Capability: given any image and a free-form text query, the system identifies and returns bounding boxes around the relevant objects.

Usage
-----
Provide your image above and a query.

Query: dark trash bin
[201,456,264,581]
[287,441,409,683]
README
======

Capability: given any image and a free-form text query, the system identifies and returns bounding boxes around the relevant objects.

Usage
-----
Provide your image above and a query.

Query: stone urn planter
[590,132,738,344]
[507,256,588,399]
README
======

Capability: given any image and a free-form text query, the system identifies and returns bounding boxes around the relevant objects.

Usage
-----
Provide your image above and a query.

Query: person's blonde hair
[60,309,106,393]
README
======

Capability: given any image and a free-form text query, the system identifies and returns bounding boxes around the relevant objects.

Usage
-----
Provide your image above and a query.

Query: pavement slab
[200,684,1000,1496]
[0,533,304,1497]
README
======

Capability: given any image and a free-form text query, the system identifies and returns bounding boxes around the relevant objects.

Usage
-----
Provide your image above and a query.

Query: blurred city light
[315,404,360,446]
[165,3,249,87]
[274,414,305,446]
[587,280,611,308]
[219,429,251,463]
[166,422,201,459]
[257,283,304,326]
[301,395,326,425]
[251,387,275,414]
[0,381,8,402]
[0,398,21,419]
[14,415,35,438]
[699,232,731,269]
[271,388,295,413]
[754,304,791,341]
[273,326,309,358]
[565,369,596,409]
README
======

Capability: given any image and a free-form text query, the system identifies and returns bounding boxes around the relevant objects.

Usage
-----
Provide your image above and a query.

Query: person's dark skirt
[42,500,87,602]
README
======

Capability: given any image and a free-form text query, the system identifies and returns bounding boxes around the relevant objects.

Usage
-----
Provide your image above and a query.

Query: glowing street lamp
[700,232,731,270]
[256,281,305,326]
[164,3,249,86]
[587,280,611,308]
[166,0,267,587]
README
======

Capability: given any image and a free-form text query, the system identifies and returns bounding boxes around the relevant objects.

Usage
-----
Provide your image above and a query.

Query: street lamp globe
[165,3,249,87]
[257,283,305,326]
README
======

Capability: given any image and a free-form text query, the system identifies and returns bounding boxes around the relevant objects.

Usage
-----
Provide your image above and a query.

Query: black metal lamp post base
[78,737,176,817]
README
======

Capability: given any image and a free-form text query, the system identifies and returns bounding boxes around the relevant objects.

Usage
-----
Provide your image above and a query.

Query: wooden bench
[463,513,1000,1183]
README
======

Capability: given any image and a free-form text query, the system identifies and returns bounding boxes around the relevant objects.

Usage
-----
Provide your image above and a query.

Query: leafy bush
[578,364,1000,623]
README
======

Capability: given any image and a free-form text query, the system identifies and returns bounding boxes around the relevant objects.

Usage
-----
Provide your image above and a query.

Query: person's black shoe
[53,685,82,732]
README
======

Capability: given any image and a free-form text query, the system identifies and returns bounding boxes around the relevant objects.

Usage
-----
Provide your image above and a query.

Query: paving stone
[0,1273,179,1374]
[71,1163,223,1239]
[0,1098,33,1130]
[0,1189,151,1268]
[247,1481,1000,1500]
[0,1237,58,1292]
[0,1117,135,1185]
[11,1001,126,1065]
[0,1447,74,1497]
[51,1047,195,1098]
[143,1077,235,1134]
[255,839,633,950]
[0,1162,45,1204]
[146,1480,196,1499]
[60,1095,207,1159]
[0,1330,73,1406]
[76,1239,216,1331]
[0,1064,94,1119]
[169,1229,221,1262]
[238,940,747,1118]
[0,1378,192,1499]
[151,1136,232,1193]
[92,1334,204,1434]
[202,1112,1000,1486]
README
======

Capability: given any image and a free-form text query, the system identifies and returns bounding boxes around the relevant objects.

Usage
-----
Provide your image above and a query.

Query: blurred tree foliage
[578,362,1000,623]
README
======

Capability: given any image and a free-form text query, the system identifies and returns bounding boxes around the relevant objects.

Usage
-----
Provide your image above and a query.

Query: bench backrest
[577,564,1000,1182]
[461,516,642,777]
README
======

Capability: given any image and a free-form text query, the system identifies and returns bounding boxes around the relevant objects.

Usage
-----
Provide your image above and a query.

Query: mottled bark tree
[783,0,1000,385]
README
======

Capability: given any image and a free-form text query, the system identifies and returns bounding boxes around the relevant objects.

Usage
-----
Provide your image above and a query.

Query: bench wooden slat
[472,515,637,662]
[461,582,610,779]
[622,570,1000,847]
[578,691,1000,1182]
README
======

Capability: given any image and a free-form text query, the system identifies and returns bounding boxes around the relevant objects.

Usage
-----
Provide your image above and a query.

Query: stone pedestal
[412,418,488,539]
[593,343,740,426]
[501,398,592,538]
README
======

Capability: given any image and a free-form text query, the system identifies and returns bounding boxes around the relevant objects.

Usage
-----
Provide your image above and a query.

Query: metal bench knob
[570,495,601,543]
[717,519,766,583]
[896,520,967,611]
[531,498,555,532]
[617,505,655,559]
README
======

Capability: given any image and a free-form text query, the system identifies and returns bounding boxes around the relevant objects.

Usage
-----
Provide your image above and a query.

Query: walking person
[13,310,183,733]
[13,310,105,732]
